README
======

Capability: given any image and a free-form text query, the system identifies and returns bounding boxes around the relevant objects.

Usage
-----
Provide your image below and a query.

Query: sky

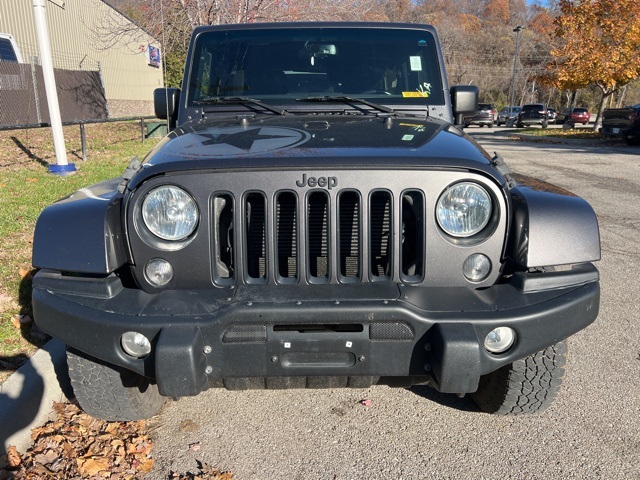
[527,0,550,6]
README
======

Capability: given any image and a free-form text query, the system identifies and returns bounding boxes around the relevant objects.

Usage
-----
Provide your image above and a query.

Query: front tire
[471,341,567,415]
[67,348,166,421]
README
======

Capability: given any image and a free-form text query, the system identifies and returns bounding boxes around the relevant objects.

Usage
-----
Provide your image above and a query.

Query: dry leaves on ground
[0,401,234,480]
[0,401,153,479]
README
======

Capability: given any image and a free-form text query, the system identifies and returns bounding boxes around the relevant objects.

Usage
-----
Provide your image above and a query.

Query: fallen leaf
[179,419,199,432]
[10,315,21,330]
[77,456,110,476]
[189,442,202,452]
[18,266,34,279]
[139,457,155,473]
[359,399,372,407]
[6,446,21,468]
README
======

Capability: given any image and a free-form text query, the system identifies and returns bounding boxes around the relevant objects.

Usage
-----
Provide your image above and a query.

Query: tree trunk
[592,87,611,133]
[617,85,628,108]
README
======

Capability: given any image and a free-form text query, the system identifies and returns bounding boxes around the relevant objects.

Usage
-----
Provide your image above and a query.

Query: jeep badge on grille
[296,174,338,189]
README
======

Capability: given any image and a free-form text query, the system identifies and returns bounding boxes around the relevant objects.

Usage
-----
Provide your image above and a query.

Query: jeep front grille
[211,187,425,286]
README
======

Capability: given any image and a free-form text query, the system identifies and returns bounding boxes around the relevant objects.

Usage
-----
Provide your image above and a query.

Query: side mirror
[450,86,478,125]
[154,88,180,129]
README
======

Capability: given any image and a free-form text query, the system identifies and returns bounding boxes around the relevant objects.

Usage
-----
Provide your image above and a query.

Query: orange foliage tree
[548,0,640,130]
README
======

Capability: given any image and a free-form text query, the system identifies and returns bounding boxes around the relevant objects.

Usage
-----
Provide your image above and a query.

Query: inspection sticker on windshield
[409,56,422,71]
[403,81,431,98]
[403,92,428,97]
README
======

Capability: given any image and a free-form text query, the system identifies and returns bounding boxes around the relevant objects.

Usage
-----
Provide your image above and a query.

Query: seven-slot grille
[211,188,425,286]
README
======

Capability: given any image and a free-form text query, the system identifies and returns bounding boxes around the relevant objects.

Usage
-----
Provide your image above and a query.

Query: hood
[135,114,496,184]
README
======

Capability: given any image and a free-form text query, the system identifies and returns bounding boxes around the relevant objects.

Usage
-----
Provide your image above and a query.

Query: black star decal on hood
[199,127,302,152]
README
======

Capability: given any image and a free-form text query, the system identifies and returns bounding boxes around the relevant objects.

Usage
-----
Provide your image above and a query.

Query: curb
[0,339,71,454]
[505,132,622,148]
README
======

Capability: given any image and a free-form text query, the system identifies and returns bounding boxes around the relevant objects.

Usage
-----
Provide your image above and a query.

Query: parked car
[0,33,23,63]
[558,107,590,125]
[547,108,558,124]
[516,103,548,128]
[464,103,496,127]
[497,106,521,126]
[601,104,640,145]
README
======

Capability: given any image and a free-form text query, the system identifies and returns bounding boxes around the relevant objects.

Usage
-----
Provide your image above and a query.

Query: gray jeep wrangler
[32,22,600,421]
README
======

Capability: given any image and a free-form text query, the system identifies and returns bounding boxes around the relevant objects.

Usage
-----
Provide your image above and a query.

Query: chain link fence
[0,46,107,129]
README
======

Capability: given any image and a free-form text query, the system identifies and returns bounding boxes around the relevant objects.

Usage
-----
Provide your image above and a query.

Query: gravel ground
[144,133,640,480]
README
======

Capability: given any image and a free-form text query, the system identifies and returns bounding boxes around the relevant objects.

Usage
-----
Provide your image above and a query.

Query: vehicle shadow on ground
[0,354,44,460]
[0,273,72,460]
[408,385,480,413]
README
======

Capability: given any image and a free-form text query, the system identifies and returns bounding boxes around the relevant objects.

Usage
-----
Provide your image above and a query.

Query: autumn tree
[547,0,640,130]
[102,0,376,86]
[102,0,560,107]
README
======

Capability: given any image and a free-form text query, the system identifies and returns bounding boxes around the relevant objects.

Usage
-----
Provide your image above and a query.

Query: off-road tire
[67,348,165,421]
[471,341,567,415]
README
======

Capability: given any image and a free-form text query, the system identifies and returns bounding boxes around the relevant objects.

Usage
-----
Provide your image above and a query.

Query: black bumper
[32,265,600,398]
[601,126,636,137]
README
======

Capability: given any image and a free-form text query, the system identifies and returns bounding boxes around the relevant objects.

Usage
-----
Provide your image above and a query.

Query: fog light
[121,331,152,358]
[484,327,516,354]
[463,254,491,282]
[145,258,173,287]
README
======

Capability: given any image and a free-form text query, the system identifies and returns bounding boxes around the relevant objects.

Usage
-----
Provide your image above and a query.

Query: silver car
[497,106,521,126]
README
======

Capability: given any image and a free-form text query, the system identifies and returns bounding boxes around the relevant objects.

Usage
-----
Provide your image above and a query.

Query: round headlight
[436,182,491,237]
[142,186,198,241]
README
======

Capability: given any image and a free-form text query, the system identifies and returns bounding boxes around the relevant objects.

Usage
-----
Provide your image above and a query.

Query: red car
[560,107,590,125]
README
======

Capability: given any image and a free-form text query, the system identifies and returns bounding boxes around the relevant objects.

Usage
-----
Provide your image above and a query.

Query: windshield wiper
[296,96,395,115]
[194,96,286,115]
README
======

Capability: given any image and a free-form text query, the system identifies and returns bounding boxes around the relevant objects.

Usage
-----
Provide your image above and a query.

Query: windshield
[0,38,19,62]
[186,26,444,108]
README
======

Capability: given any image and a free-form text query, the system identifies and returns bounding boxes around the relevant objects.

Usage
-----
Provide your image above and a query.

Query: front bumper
[32,265,600,397]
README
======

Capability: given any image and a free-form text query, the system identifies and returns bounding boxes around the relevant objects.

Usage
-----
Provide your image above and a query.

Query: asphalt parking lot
[142,132,640,480]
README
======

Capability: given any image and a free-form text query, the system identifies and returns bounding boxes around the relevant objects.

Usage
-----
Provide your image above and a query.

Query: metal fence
[0,61,107,128]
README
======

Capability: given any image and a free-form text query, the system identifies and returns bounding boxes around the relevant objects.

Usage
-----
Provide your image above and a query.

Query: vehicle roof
[192,21,438,34]
[0,32,23,63]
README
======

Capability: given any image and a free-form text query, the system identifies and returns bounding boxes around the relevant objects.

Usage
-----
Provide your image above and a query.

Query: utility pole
[509,26,524,109]
[32,0,76,175]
